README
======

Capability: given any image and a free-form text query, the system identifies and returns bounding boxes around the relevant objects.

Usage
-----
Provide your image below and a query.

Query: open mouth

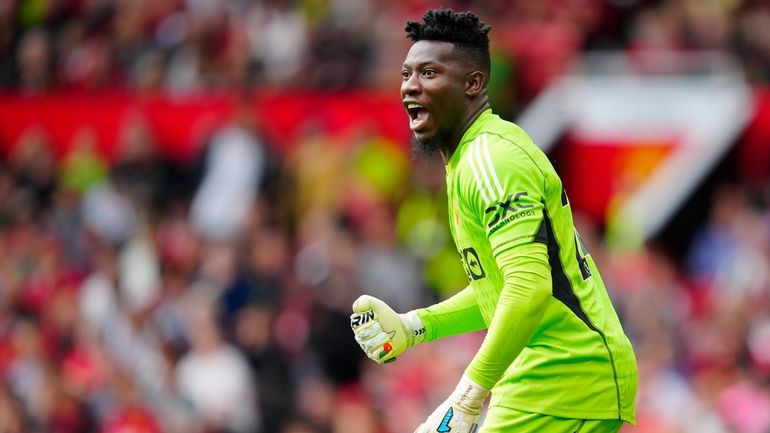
[405,102,429,131]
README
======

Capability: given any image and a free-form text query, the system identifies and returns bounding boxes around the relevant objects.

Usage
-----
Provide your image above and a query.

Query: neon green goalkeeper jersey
[417,109,637,422]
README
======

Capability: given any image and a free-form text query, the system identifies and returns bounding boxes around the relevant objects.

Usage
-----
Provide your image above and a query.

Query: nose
[401,73,420,97]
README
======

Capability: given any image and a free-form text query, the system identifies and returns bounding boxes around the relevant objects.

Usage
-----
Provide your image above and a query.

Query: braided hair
[405,8,491,75]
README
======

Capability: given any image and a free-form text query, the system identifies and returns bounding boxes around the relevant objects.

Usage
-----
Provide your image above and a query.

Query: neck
[440,96,491,163]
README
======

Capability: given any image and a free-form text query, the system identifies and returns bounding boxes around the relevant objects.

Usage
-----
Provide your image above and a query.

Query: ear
[465,71,486,97]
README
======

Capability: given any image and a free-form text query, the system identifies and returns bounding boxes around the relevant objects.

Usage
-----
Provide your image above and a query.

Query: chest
[447,186,502,324]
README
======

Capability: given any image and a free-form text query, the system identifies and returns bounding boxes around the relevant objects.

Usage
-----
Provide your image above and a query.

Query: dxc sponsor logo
[484,192,533,228]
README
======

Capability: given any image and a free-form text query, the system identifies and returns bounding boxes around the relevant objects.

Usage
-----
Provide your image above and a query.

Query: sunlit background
[1,0,770,432]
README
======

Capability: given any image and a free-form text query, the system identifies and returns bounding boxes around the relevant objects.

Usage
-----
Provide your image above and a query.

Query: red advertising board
[0,91,410,162]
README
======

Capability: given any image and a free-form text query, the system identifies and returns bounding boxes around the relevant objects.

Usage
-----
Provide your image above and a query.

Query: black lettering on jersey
[461,247,486,281]
[485,192,534,229]
[488,210,538,235]
[514,192,533,209]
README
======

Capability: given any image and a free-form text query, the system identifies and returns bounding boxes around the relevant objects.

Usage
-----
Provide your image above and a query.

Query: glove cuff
[400,311,426,347]
[450,374,489,415]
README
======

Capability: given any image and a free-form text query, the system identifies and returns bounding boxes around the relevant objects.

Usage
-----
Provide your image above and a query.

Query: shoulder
[457,124,544,182]
[456,117,556,204]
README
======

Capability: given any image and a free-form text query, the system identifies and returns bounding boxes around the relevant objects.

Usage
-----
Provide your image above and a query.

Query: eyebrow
[401,61,442,69]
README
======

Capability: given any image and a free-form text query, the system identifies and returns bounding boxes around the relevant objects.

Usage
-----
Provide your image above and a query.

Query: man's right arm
[416,285,486,342]
[351,286,486,364]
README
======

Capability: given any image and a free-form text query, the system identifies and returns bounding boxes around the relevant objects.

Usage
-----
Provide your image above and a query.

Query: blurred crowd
[4,0,770,113]
[2,0,770,433]
[1,98,770,433]
[0,106,468,433]
[586,184,770,433]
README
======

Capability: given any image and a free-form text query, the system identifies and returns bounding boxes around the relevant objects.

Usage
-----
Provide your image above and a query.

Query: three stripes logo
[467,134,503,206]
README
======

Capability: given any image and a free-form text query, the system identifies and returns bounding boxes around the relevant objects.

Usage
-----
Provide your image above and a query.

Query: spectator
[175,292,261,433]
[16,27,53,92]
[190,104,265,243]
[10,126,56,218]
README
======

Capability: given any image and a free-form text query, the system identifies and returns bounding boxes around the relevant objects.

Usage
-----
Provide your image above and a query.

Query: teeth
[406,103,423,109]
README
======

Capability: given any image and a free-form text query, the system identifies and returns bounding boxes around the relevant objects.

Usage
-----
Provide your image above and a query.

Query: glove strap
[400,311,426,346]
[450,374,489,415]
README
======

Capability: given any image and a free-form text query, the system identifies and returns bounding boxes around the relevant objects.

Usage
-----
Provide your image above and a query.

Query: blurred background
[1,0,770,432]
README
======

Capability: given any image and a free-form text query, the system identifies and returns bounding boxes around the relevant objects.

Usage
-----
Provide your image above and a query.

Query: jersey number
[574,229,592,281]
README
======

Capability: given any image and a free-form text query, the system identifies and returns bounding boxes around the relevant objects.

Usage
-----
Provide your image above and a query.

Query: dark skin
[401,40,490,163]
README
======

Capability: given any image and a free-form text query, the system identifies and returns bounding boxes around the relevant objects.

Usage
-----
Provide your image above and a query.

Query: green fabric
[418,109,637,423]
[464,243,550,390]
[481,406,623,433]
[416,285,486,341]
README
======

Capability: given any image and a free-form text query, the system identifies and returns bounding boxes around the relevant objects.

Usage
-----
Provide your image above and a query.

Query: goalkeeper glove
[414,374,489,433]
[350,295,425,364]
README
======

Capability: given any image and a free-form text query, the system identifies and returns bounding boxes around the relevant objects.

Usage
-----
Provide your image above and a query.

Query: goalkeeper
[350,8,637,433]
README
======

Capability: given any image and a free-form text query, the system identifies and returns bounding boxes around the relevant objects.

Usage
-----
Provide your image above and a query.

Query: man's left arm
[412,243,550,433]
[460,134,552,388]
[465,242,550,387]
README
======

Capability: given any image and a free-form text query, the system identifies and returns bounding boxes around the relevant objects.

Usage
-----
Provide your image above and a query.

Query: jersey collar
[446,108,495,171]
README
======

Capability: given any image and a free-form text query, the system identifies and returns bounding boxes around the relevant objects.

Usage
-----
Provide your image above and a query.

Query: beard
[409,129,452,161]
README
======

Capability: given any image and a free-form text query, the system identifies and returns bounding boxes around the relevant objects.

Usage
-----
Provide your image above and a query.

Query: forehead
[403,40,457,67]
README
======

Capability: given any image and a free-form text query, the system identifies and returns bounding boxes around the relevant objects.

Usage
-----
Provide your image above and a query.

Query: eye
[422,69,436,77]
[401,70,411,80]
